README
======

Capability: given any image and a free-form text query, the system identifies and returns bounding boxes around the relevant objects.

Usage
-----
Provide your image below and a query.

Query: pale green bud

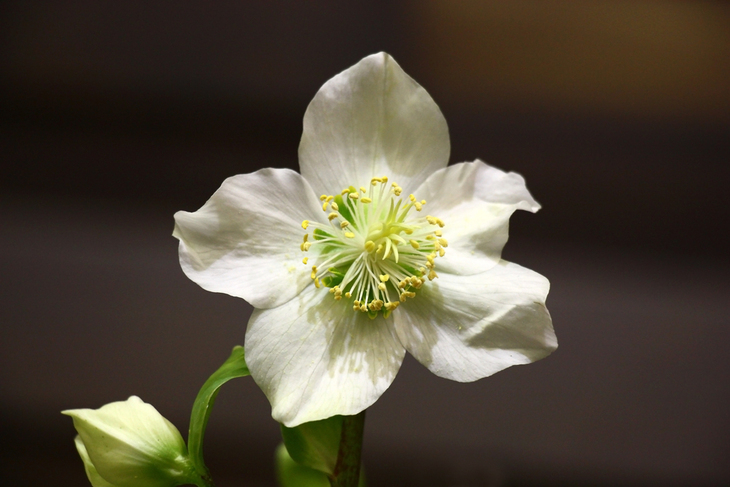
[63,396,198,487]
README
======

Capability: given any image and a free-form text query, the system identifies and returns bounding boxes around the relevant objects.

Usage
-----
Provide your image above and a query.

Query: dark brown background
[1,1,729,486]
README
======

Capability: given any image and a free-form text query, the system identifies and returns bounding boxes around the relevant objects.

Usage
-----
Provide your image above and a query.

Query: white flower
[174,53,557,427]
[63,396,197,487]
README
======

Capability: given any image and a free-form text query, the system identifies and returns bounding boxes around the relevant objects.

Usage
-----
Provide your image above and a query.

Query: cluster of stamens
[300,176,447,318]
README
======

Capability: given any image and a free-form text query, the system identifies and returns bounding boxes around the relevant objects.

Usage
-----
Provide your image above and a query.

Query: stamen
[299,175,446,316]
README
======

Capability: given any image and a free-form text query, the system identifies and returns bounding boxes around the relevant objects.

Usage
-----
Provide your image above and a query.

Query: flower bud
[63,396,197,487]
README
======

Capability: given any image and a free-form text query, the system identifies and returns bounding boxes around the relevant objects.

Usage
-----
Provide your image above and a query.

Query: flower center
[300,176,447,318]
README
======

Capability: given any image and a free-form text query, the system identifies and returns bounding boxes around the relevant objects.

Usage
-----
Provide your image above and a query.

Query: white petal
[173,168,324,309]
[415,160,540,275]
[394,261,556,382]
[245,284,406,427]
[299,52,450,196]
[74,436,117,487]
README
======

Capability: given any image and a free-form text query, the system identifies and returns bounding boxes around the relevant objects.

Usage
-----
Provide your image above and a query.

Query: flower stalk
[329,411,366,487]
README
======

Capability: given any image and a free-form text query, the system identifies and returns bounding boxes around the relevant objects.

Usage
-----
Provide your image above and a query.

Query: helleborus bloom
[63,396,198,487]
[174,52,557,427]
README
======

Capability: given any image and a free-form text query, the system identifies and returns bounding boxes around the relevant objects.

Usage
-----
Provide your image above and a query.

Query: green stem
[329,411,366,487]
[194,472,215,487]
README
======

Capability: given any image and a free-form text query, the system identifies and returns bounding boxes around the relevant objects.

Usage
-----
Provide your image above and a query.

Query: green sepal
[280,415,343,475]
[188,346,250,478]
[275,443,330,487]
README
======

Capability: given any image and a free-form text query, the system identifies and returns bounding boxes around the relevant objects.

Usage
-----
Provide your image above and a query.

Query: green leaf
[275,443,331,487]
[188,346,250,476]
[280,415,343,475]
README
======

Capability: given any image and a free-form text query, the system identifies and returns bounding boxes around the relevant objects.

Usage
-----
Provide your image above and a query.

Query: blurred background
[1,1,729,486]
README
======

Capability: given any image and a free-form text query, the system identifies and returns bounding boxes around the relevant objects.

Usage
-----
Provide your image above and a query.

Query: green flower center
[300,176,446,318]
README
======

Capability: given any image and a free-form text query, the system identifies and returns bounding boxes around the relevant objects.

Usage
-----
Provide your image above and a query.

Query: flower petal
[245,284,406,427]
[299,52,450,196]
[73,436,117,487]
[416,160,540,275]
[394,261,556,382]
[173,168,324,309]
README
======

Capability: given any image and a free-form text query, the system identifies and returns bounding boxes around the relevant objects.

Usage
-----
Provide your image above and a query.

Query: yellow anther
[369,300,383,311]
[314,277,321,288]
[322,201,329,211]
[426,216,437,225]
[378,282,386,291]
[376,243,384,254]
[385,301,399,311]
[302,257,308,264]
[361,197,372,203]
[328,212,338,221]
[302,234,309,243]
[404,228,413,235]
[364,240,375,252]
[409,194,416,202]
[421,200,426,205]
[340,221,349,228]
[379,274,390,282]
[419,267,426,275]
[320,195,327,201]
[434,230,442,237]
[438,238,449,247]
[403,291,416,299]
[360,186,367,193]
[345,292,352,298]
[381,176,388,183]
[310,266,318,279]
[302,220,309,229]
[348,192,359,200]
[344,232,355,238]
[409,239,420,249]
[414,202,422,211]
[393,186,402,196]
[341,188,350,195]
[301,241,311,251]
[428,269,438,281]
[425,235,435,240]
[398,279,407,289]
[326,195,334,202]
[439,247,445,257]
[331,202,339,211]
